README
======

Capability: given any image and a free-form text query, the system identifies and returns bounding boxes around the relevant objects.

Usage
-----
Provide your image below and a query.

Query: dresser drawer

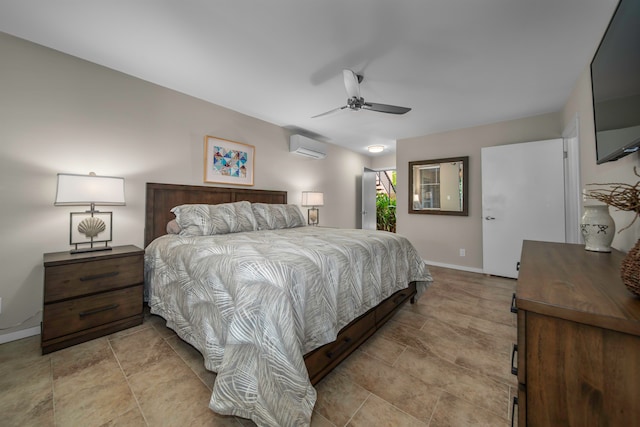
[324,310,376,359]
[42,285,143,341]
[375,285,415,325]
[305,310,376,382]
[44,254,143,302]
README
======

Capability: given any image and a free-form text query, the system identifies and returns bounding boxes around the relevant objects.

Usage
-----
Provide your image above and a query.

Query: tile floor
[0,266,517,426]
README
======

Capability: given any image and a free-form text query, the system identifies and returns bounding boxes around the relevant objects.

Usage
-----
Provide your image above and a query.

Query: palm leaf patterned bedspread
[144,227,432,427]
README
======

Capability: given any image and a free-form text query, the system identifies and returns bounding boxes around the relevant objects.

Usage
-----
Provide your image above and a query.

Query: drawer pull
[511,396,518,427]
[392,292,407,305]
[510,344,518,376]
[79,303,120,318]
[510,293,518,314]
[79,271,120,282]
[326,337,353,359]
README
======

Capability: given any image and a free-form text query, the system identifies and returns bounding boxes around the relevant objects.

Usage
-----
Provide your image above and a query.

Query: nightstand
[41,245,144,354]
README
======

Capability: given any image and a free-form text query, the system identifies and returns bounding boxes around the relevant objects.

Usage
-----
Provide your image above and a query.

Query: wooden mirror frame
[408,156,469,216]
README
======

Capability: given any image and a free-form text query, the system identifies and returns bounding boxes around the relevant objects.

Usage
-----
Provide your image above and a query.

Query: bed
[144,183,432,427]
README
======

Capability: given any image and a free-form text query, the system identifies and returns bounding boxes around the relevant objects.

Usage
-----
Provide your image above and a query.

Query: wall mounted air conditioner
[289,134,327,159]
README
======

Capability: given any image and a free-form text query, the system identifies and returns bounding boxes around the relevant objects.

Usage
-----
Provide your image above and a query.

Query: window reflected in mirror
[409,156,468,216]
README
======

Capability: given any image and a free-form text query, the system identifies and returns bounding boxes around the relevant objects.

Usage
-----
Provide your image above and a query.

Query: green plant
[376,192,396,233]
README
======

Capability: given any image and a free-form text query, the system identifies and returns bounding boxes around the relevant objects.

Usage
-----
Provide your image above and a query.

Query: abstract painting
[204,135,255,186]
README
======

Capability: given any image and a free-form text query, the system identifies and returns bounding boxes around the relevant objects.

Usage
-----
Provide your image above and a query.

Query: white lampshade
[55,173,125,206]
[301,191,324,207]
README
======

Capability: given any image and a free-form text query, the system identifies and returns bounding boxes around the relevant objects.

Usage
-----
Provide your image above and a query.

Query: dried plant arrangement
[586,167,640,297]
[586,167,640,232]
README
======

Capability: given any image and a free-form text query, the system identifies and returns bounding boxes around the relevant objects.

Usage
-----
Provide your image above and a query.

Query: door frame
[563,113,582,244]
[361,167,377,230]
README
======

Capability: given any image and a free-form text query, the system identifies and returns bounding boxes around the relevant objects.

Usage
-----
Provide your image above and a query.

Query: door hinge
[563,150,568,159]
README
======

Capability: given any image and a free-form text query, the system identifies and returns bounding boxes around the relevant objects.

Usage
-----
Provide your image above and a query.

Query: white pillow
[252,203,306,230]
[171,201,258,236]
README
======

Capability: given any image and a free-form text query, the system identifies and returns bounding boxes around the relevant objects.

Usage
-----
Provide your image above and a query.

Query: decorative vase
[580,205,615,252]
[621,239,640,297]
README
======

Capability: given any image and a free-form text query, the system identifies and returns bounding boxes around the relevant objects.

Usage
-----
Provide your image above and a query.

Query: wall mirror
[408,156,469,216]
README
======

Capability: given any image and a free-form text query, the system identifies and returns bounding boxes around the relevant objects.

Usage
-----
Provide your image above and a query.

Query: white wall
[0,33,371,340]
[397,113,562,270]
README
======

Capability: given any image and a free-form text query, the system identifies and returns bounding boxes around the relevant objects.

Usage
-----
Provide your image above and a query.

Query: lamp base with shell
[70,204,114,254]
[70,209,112,253]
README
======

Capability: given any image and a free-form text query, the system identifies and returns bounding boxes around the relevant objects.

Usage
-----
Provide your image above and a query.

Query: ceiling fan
[312,69,412,118]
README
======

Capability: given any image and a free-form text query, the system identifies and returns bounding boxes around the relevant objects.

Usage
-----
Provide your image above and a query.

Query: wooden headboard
[144,183,288,247]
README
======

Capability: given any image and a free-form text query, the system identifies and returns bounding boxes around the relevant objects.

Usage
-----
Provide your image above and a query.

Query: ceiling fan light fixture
[368,145,384,153]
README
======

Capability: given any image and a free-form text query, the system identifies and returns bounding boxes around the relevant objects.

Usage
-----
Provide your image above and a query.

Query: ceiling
[0,0,619,156]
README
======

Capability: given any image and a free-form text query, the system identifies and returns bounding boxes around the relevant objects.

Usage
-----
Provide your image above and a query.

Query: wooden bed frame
[144,182,416,385]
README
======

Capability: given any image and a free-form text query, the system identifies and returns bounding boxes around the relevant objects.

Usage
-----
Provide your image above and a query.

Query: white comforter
[144,227,432,426]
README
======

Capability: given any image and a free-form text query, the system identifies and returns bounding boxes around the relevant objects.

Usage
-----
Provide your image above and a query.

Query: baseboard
[0,326,40,345]
[424,260,484,274]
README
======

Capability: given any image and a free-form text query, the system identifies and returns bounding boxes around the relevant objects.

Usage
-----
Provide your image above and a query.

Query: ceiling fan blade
[362,102,411,115]
[343,69,361,100]
[311,105,348,118]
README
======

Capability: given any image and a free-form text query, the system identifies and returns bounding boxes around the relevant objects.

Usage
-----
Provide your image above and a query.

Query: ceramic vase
[580,205,615,252]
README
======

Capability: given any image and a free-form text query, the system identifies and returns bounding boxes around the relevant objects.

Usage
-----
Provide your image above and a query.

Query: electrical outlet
[459,248,466,257]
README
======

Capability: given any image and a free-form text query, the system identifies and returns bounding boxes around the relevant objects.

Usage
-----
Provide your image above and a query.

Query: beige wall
[562,67,640,252]
[397,113,562,271]
[0,33,371,340]
[5,29,639,341]
[398,64,640,271]
[439,162,462,211]
[371,153,396,171]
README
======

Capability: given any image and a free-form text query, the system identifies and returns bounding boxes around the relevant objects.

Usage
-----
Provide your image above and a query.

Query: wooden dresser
[514,240,640,426]
[42,245,144,354]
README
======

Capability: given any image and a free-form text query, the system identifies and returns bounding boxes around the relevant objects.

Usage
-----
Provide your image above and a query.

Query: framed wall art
[204,135,255,186]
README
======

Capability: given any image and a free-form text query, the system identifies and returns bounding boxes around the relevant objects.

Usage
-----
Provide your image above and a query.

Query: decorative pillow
[171,201,258,236]
[166,219,182,234]
[252,203,306,230]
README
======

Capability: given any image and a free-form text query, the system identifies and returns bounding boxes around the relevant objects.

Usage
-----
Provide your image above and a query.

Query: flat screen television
[590,0,640,164]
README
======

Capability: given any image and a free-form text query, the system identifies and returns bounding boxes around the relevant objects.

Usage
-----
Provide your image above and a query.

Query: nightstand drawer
[42,285,142,341]
[44,254,143,303]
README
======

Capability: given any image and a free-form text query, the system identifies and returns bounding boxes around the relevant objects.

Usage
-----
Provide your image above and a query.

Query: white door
[482,139,565,278]
[362,167,377,230]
